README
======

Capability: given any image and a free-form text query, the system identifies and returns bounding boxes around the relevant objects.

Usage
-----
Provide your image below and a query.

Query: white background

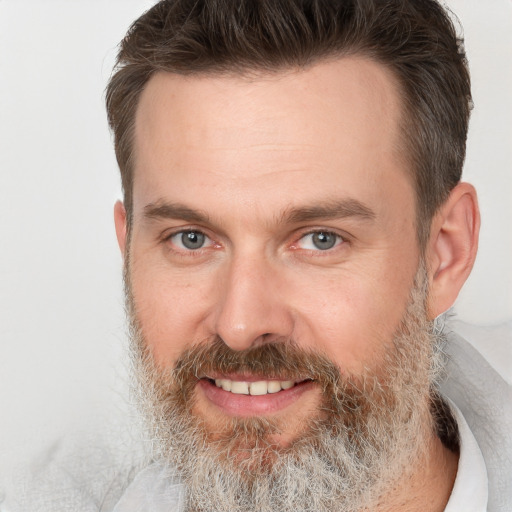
[0,0,511,476]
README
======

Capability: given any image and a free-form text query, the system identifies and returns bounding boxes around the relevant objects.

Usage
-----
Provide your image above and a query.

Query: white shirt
[444,402,488,512]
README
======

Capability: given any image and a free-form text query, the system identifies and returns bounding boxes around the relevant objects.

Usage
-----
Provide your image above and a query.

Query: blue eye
[170,230,210,250]
[298,231,342,251]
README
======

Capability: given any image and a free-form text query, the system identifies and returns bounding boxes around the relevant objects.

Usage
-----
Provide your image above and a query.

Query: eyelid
[291,228,348,251]
[160,226,349,254]
[162,226,218,252]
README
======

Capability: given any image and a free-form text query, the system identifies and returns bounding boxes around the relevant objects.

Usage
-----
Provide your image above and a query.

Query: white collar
[444,401,488,512]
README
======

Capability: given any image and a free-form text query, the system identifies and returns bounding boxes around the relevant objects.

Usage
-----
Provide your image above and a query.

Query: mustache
[137,335,404,445]
[161,337,373,421]
[171,337,342,388]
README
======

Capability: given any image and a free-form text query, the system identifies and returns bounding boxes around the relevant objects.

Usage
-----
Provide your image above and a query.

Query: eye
[169,230,211,250]
[297,231,343,251]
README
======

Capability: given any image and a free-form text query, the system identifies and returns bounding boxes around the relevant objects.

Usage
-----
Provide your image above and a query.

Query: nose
[212,254,294,351]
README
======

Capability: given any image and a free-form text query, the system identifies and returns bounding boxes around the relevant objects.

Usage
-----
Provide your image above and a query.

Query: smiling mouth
[211,378,299,395]
[198,376,316,417]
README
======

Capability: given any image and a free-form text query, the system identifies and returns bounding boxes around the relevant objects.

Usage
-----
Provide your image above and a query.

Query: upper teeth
[214,379,295,395]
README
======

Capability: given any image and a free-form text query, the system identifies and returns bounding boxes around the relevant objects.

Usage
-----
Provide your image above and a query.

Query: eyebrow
[283,199,376,224]
[143,202,211,224]
[143,198,376,225]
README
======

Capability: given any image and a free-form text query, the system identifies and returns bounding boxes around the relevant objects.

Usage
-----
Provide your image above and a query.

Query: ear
[426,182,480,318]
[114,200,128,259]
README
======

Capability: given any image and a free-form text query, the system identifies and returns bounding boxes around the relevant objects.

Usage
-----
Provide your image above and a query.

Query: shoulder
[441,319,512,512]
[1,426,144,512]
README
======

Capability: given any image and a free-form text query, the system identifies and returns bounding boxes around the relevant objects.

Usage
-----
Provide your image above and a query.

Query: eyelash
[161,228,218,257]
[291,229,346,254]
[161,227,349,256]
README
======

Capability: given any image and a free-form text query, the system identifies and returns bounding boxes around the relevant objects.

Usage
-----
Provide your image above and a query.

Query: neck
[373,430,459,512]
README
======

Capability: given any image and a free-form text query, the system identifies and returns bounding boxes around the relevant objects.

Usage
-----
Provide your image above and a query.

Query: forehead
[132,57,413,222]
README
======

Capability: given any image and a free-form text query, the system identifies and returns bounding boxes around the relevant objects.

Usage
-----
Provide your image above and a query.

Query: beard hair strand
[126,266,446,512]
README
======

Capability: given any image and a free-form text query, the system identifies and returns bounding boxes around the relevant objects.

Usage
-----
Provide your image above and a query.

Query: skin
[114,57,480,511]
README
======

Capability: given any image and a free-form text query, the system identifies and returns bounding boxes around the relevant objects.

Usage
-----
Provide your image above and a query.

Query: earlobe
[427,183,480,318]
[114,200,128,258]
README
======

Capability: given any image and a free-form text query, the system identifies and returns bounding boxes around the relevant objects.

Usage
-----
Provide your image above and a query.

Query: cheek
[128,232,419,370]
[292,264,415,373]
[129,257,217,365]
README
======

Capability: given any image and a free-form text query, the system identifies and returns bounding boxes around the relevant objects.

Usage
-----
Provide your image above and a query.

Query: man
[2,1,510,511]
[104,0,511,510]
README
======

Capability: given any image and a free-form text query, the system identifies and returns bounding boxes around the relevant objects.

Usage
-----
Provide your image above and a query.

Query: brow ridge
[142,198,375,227]
[143,201,210,224]
[283,198,376,224]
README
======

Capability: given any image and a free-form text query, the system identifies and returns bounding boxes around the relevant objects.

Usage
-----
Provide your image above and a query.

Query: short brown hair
[106,0,471,245]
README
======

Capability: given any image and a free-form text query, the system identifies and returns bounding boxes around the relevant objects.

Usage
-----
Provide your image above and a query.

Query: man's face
[122,58,434,507]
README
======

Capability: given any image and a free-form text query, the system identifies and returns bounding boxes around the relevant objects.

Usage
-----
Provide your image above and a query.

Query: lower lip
[198,379,315,417]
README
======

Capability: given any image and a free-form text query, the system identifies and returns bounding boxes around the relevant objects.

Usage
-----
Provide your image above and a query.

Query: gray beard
[126,267,445,512]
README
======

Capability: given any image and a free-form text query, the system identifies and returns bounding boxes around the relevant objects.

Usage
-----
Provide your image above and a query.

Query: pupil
[182,231,205,249]
[313,232,336,250]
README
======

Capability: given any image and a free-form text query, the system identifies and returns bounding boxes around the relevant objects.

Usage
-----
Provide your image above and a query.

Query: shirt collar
[444,400,488,512]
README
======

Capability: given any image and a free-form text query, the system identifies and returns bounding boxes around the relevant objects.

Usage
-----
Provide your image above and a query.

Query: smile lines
[213,378,296,396]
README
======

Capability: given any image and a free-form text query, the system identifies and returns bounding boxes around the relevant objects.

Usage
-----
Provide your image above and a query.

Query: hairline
[122,52,428,250]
